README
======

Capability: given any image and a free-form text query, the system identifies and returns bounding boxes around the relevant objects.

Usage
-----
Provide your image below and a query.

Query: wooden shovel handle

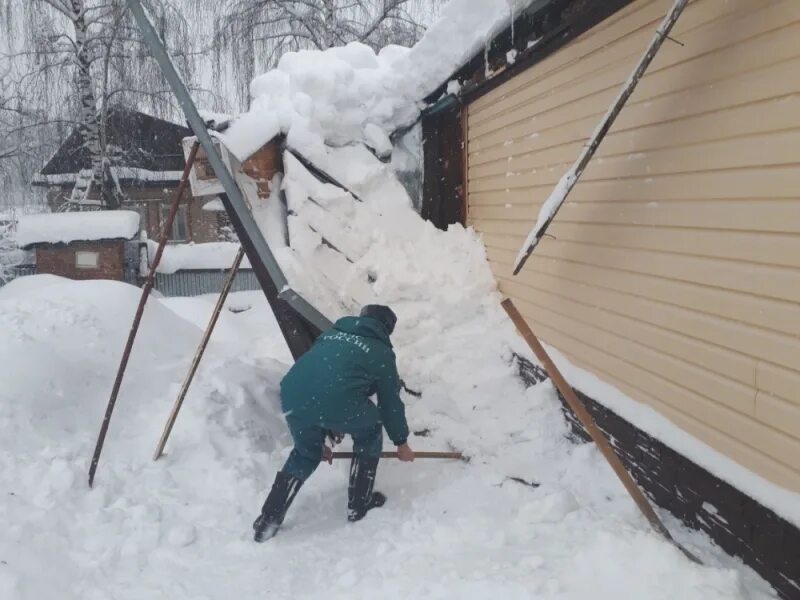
[330,451,463,460]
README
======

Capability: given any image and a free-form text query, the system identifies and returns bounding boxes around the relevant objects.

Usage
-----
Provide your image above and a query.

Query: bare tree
[211,0,444,107]
[0,0,198,209]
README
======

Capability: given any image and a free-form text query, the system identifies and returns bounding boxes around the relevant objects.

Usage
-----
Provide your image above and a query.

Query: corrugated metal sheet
[153,269,261,297]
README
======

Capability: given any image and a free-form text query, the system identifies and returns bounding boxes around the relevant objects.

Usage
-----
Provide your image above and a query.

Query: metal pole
[501,298,701,564]
[126,0,331,334]
[152,246,246,461]
[88,142,199,487]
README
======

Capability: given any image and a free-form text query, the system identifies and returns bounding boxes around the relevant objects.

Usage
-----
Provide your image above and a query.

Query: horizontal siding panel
[470,127,800,182]
[469,0,781,123]
[469,94,800,170]
[535,240,800,304]
[491,239,800,308]
[486,246,800,373]
[469,199,800,234]
[481,222,800,269]
[470,55,800,154]
[500,276,758,398]
[471,2,799,141]
[529,319,800,492]
[468,164,800,199]
[516,303,800,474]
[756,392,800,439]
[473,232,800,337]
[757,363,800,406]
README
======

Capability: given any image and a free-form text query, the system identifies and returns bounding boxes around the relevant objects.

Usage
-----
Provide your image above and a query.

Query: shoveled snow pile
[218,0,538,160]
[15,211,140,247]
[0,268,778,598]
[149,241,252,273]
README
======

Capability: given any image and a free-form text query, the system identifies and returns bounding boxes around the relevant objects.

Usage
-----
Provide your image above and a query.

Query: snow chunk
[16,211,140,247]
[201,197,225,212]
[148,241,251,274]
[513,171,575,269]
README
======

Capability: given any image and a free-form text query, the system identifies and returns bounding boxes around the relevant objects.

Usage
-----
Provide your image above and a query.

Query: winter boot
[347,455,386,522]
[253,471,303,542]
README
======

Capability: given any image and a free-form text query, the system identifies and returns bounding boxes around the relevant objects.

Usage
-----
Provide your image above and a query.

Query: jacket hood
[333,316,393,347]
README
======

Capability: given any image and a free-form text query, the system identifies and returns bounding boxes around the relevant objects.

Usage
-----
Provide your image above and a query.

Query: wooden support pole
[331,451,464,460]
[501,298,701,564]
[152,246,246,461]
[87,142,200,488]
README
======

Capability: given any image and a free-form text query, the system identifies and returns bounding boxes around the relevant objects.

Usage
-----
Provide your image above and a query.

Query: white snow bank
[0,273,69,297]
[149,241,252,273]
[217,0,538,160]
[0,275,779,599]
[16,210,140,247]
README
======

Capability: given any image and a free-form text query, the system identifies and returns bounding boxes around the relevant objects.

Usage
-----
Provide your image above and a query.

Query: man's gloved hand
[397,443,415,462]
[326,430,344,445]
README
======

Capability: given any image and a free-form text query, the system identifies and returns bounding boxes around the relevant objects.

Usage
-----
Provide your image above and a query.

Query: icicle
[508,0,516,45]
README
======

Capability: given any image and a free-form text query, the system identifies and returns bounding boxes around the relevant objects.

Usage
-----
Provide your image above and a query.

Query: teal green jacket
[280,316,409,446]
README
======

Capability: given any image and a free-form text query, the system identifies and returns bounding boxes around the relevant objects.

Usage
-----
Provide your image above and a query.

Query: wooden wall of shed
[421,103,466,229]
[36,241,125,281]
[465,0,800,492]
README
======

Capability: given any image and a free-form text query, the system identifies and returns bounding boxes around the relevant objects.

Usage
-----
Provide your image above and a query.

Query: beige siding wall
[466,0,800,491]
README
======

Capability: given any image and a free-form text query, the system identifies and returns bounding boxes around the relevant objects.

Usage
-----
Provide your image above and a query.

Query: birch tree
[0,0,197,209]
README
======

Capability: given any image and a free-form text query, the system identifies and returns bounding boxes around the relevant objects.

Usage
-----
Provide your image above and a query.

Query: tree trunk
[321,0,337,49]
[71,0,113,208]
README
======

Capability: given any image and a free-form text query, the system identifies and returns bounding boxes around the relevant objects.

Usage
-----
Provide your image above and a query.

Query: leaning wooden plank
[88,142,199,488]
[152,246,246,461]
[513,0,690,275]
[501,298,702,564]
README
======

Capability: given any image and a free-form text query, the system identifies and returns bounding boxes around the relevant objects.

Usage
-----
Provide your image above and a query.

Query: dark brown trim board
[421,102,466,229]
[514,355,800,600]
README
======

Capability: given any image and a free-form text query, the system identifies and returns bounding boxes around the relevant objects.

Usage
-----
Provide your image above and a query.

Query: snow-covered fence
[152,269,260,297]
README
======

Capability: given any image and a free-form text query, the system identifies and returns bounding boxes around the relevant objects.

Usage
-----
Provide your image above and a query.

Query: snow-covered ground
[0,1,786,597]
[0,270,778,599]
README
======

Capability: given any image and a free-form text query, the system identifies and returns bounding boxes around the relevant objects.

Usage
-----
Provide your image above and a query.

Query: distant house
[15,211,140,282]
[32,107,229,245]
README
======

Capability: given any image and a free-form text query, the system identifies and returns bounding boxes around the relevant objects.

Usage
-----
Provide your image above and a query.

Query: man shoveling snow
[253,304,415,542]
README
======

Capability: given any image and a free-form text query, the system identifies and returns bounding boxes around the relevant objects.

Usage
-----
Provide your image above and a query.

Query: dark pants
[281,409,383,481]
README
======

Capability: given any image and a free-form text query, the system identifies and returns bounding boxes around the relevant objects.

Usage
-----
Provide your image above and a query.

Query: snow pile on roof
[148,241,252,274]
[217,0,538,160]
[16,210,140,247]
